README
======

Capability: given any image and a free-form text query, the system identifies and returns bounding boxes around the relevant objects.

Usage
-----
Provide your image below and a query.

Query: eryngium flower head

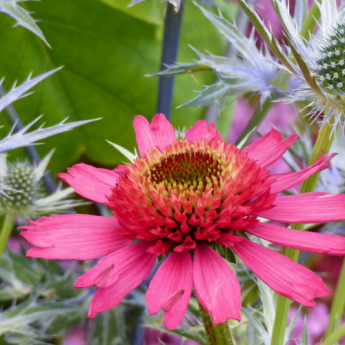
[0,152,86,221]
[20,114,345,330]
[242,0,345,132]
[0,162,39,213]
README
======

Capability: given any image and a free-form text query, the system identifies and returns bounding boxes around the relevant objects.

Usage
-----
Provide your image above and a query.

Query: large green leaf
[98,0,164,25]
[0,0,226,174]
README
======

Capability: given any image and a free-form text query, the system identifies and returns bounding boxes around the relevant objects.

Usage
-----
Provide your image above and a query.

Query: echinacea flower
[20,114,345,330]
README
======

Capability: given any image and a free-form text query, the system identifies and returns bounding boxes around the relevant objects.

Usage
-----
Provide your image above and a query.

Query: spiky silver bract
[0,67,99,195]
[0,0,50,46]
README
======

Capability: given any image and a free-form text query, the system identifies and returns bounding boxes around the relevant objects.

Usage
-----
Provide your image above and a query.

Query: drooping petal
[58,164,118,203]
[246,222,345,255]
[80,242,156,318]
[193,243,241,324]
[20,215,130,260]
[184,120,223,143]
[232,239,329,307]
[74,241,154,288]
[243,129,298,168]
[269,153,336,194]
[256,192,345,223]
[133,114,176,158]
[146,251,193,331]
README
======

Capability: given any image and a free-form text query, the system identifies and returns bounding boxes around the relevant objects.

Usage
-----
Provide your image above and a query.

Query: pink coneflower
[20,114,345,330]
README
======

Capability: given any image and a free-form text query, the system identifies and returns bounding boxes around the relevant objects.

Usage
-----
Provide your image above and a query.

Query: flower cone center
[148,150,222,192]
[107,140,274,255]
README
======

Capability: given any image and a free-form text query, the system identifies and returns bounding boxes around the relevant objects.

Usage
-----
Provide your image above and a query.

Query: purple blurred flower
[64,325,85,345]
[287,303,329,345]
[227,98,296,174]
[144,328,201,345]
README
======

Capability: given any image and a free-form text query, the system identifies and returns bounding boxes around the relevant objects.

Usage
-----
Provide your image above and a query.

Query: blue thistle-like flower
[0,152,87,222]
[0,162,39,213]
[241,0,345,133]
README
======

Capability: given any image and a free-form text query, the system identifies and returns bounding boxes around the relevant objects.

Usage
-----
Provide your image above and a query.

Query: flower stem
[271,121,335,345]
[198,301,234,345]
[0,212,16,262]
[325,257,345,338]
[156,1,185,121]
[300,2,321,41]
[321,323,345,345]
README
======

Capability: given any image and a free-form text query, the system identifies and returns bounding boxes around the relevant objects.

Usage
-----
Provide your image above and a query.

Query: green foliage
[0,249,88,342]
[89,307,130,345]
[0,297,84,343]
[0,0,227,174]
[145,297,208,345]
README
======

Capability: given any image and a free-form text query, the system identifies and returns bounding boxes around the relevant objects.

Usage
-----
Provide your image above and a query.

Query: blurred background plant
[2,0,345,344]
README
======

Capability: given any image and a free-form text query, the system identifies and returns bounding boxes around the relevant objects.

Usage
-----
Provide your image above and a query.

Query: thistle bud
[0,162,40,213]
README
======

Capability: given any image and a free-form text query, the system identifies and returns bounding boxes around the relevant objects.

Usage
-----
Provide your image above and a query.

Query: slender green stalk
[271,122,335,345]
[198,301,234,345]
[0,212,16,262]
[198,301,217,345]
[300,2,321,41]
[214,323,234,345]
[321,323,345,345]
[325,257,345,338]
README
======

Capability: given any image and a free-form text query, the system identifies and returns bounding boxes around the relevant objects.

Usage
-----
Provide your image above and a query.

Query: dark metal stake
[156,0,186,121]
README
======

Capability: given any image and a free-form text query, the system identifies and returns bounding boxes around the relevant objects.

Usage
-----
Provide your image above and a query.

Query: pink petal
[256,192,345,223]
[114,165,126,176]
[74,241,154,288]
[269,153,336,194]
[58,164,118,203]
[84,242,156,318]
[146,251,193,331]
[20,215,130,260]
[184,120,223,143]
[133,114,176,157]
[243,129,299,168]
[232,239,329,307]
[246,222,345,255]
[193,243,241,324]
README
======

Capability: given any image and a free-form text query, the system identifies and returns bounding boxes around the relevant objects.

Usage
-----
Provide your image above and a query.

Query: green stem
[214,323,234,345]
[321,323,345,345]
[198,301,234,345]
[300,2,321,41]
[270,122,335,345]
[0,212,16,262]
[325,257,345,338]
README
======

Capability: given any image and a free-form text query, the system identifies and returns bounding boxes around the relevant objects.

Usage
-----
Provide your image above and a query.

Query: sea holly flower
[20,114,345,330]
[240,0,345,132]
[0,152,87,223]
